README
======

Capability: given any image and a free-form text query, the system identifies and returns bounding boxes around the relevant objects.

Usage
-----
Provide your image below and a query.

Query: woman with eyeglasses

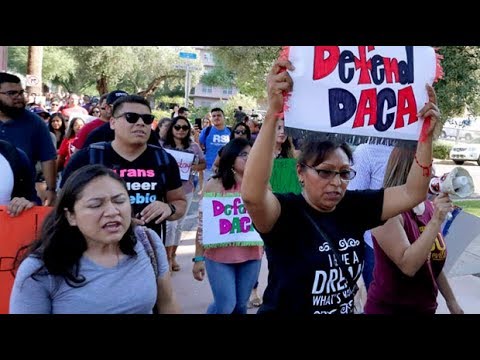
[241,59,441,315]
[162,116,206,272]
[193,138,263,314]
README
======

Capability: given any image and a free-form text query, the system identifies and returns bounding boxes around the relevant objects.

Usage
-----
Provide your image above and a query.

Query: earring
[299,179,304,187]
[231,167,237,175]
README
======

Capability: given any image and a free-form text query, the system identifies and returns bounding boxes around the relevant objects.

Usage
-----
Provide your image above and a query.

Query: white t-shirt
[0,153,14,205]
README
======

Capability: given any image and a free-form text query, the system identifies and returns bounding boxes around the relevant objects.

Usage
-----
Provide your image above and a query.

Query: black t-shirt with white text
[257,191,384,315]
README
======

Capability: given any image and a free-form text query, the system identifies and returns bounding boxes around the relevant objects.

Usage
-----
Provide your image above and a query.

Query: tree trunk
[26,46,43,96]
[96,73,108,95]
[138,75,175,97]
[0,46,8,71]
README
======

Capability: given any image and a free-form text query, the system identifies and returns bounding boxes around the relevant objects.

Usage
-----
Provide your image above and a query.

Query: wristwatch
[192,256,205,262]
[168,203,176,216]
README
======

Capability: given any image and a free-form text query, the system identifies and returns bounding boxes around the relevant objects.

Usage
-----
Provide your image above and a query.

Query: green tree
[210,46,281,99]
[435,46,480,119]
[223,94,258,125]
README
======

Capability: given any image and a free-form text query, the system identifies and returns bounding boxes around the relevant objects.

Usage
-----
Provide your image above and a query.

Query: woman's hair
[230,122,251,141]
[15,165,136,287]
[383,146,416,188]
[48,112,67,136]
[154,117,172,136]
[164,116,192,149]
[298,139,353,167]
[64,117,85,139]
[277,136,295,159]
[214,137,250,190]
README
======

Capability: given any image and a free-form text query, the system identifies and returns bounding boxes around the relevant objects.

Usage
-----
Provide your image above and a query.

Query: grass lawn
[454,200,480,218]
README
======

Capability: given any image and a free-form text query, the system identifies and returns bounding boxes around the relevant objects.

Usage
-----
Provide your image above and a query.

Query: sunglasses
[173,125,190,131]
[116,112,155,125]
[234,130,246,135]
[0,89,26,97]
[302,163,356,182]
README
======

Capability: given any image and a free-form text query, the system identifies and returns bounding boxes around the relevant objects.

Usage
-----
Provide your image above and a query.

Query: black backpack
[88,141,171,242]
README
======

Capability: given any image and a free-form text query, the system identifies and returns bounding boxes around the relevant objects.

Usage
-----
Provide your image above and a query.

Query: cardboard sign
[0,206,52,314]
[285,46,437,141]
[163,148,195,181]
[443,211,480,275]
[202,193,263,248]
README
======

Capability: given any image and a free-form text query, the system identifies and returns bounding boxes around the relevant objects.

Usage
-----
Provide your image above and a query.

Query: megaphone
[429,166,475,199]
[429,167,475,221]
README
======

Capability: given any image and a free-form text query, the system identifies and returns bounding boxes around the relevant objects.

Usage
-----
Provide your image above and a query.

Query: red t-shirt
[72,119,104,149]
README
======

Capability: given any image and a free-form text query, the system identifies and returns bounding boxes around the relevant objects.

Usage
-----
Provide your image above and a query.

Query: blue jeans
[363,243,375,290]
[205,258,261,314]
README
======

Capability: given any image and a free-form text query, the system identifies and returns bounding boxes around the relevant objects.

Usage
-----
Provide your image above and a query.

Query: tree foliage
[210,46,281,99]
[435,46,480,119]
[8,46,204,97]
[222,93,258,125]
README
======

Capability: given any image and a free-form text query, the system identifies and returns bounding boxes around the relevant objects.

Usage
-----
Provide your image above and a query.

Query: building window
[222,87,233,95]
[203,52,213,62]
[202,85,213,94]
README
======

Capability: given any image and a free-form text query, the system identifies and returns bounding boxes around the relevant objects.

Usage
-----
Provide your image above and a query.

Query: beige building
[190,46,238,108]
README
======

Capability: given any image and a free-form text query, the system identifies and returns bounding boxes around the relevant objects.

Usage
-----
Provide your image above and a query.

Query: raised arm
[381,84,439,221]
[241,59,294,233]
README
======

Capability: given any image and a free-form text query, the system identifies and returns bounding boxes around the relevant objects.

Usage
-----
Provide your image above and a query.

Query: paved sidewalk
[172,194,480,314]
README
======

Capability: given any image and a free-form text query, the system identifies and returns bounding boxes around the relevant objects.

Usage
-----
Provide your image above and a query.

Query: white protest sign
[285,46,437,141]
[163,148,195,181]
[202,193,263,248]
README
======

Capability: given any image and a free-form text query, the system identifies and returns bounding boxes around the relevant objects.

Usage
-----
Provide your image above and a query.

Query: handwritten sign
[0,206,52,314]
[163,148,195,181]
[285,46,437,141]
[202,193,263,248]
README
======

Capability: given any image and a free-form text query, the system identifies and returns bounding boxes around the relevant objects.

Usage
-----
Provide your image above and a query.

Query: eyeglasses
[116,112,155,125]
[173,125,190,131]
[100,107,107,110]
[301,163,356,182]
[0,89,26,97]
[234,130,246,135]
[238,151,249,159]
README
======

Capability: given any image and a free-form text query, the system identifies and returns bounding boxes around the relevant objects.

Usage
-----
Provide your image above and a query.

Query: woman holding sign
[163,116,205,272]
[193,138,263,314]
[10,165,179,314]
[241,59,440,314]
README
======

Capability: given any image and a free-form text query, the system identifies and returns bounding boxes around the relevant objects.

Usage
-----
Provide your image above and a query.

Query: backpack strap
[148,144,171,244]
[136,226,159,314]
[88,141,108,165]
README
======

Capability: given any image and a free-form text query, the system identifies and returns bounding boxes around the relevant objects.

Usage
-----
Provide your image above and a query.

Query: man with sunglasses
[0,72,57,206]
[72,90,128,151]
[61,95,187,241]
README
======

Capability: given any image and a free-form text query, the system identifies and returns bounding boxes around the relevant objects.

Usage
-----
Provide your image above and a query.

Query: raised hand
[417,84,440,138]
[266,59,295,114]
